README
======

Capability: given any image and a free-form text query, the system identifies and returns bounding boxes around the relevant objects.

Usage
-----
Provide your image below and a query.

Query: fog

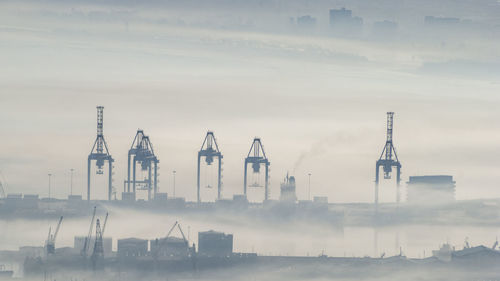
[1,207,499,258]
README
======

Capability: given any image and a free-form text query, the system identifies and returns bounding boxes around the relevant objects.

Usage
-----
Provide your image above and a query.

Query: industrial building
[150,237,189,258]
[117,238,148,257]
[406,175,456,204]
[74,236,112,256]
[198,230,233,257]
[280,174,297,202]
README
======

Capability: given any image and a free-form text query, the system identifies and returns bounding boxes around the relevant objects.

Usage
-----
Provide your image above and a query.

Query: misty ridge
[2,0,500,69]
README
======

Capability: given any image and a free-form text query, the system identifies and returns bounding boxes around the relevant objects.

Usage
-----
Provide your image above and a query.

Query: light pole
[173,170,176,198]
[308,173,311,201]
[70,169,74,196]
[48,173,52,200]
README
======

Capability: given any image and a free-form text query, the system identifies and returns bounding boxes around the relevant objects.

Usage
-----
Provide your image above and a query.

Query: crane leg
[127,154,131,193]
[375,163,380,214]
[396,165,401,204]
[243,161,248,197]
[217,155,222,200]
[265,163,269,201]
[197,154,201,203]
[87,157,91,201]
[108,159,112,201]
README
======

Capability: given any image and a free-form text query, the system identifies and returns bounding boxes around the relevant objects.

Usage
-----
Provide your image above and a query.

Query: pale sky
[1,0,500,203]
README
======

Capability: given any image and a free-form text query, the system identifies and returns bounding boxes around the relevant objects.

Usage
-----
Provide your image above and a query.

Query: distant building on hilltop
[329,8,363,35]
[372,20,398,36]
[425,16,461,26]
[297,15,317,28]
[406,175,455,204]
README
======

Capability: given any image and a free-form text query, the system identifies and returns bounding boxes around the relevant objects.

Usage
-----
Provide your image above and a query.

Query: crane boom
[53,216,63,241]
[101,213,109,236]
[177,223,188,244]
[46,227,52,243]
[82,206,97,257]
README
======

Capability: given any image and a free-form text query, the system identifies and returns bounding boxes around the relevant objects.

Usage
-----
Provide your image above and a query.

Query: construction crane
[91,212,108,270]
[45,216,63,255]
[101,212,109,235]
[82,207,97,258]
[375,112,402,212]
[243,137,270,201]
[127,130,159,201]
[91,217,105,270]
[177,222,188,249]
[0,171,7,198]
[87,106,114,201]
[0,181,5,198]
[197,131,223,202]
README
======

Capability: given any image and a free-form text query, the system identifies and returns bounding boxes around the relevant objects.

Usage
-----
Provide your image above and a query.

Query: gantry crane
[197,131,223,202]
[45,216,63,255]
[375,112,402,211]
[87,106,114,201]
[243,137,270,201]
[127,129,159,201]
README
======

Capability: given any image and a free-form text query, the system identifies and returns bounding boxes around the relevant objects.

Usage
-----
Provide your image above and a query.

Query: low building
[117,238,148,257]
[313,196,328,204]
[407,175,455,204]
[198,230,233,257]
[154,193,168,201]
[19,246,44,258]
[150,237,189,257]
[122,192,136,202]
[68,195,82,201]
